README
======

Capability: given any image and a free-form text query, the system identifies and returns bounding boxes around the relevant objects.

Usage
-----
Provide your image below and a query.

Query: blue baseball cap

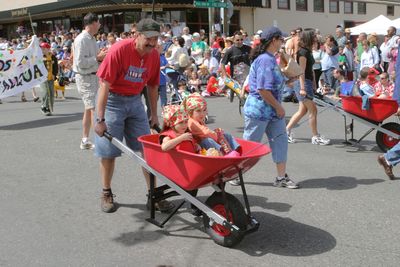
[260,26,288,41]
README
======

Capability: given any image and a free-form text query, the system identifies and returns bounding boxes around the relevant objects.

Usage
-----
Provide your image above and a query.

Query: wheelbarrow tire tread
[203,192,247,247]
[376,122,400,152]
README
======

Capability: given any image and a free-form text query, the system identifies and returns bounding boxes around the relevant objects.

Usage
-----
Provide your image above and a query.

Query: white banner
[0,36,48,99]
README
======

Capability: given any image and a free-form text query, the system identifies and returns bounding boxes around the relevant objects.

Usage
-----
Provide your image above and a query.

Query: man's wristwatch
[96,118,105,123]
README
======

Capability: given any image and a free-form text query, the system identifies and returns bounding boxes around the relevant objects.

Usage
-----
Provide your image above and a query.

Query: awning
[0,0,262,24]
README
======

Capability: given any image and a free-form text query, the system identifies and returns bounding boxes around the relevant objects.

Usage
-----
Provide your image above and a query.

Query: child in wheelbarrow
[159,104,203,215]
[183,93,243,185]
[159,104,197,153]
[183,93,241,156]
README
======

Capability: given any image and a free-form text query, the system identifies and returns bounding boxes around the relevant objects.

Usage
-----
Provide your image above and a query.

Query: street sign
[194,0,228,8]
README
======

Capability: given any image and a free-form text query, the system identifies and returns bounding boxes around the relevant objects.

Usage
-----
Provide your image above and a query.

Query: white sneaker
[80,140,95,150]
[273,174,299,189]
[311,134,331,145]
[287,131,296,144]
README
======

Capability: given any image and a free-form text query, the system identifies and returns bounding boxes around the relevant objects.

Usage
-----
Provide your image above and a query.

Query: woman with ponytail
[243,27,299,189]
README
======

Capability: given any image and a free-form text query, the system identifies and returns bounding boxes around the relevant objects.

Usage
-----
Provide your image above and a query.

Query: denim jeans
[243,116,288,164]
[200,133,240,152]
[95,93,150,158]
[322,67,336,88]
[385,142,400,166]
[159,84,167,108]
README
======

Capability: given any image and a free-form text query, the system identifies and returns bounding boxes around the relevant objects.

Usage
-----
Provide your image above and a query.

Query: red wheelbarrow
[103,132,270,247]
[314,94,400,152]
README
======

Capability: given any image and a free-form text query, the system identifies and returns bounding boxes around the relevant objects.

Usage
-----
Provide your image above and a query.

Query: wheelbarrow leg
[342,115,352,145]
[148,173,156,220]
[238,170,251,216]
[356,127,375,144]
[238,170,259,233]
[349,119,357,142]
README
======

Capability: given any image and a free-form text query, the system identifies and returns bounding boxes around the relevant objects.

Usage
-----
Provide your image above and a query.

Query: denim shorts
[293,79,314,102]
[95,93,150,158]
[243,116,288,163]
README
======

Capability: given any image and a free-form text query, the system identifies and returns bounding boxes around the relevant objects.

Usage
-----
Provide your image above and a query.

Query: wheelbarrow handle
[103,131,113,141]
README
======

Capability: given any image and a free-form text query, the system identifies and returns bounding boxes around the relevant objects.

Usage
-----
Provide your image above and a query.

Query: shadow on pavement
[114,193,292,247]
[112,208,336,258]
[236,211,336,256]
[246,176,384,190]
[299,176,385,190]
[0,112,82,130]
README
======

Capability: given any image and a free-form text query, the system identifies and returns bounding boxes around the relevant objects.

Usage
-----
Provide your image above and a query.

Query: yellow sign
[11,8,28,17]
[142,7,163,12]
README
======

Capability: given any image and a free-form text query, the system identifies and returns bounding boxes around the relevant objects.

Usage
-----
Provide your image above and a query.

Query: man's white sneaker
[80,140,95,150]
[287,131,296,144]
[311,135,330,145]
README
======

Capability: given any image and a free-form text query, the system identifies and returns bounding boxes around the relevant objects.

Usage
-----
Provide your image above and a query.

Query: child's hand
[179,132,193,142]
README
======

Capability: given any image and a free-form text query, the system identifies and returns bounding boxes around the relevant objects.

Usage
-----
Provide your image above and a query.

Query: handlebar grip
[151,124,161,133]
[103,131,112,141]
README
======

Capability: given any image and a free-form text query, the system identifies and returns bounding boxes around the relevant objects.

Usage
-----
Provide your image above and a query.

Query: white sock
[82,137,88,143]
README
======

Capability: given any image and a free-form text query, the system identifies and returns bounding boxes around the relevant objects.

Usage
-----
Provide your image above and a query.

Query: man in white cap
[94,18,174,213]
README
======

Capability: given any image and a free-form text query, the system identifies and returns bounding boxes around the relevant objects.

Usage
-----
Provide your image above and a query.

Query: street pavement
[1,84,400,266]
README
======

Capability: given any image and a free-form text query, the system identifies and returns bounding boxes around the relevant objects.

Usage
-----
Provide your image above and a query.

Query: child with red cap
[39,42,58,115]
[160,104,197,153]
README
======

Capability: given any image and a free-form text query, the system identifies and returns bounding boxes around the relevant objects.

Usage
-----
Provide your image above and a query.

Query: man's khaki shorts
[76,73,99,109]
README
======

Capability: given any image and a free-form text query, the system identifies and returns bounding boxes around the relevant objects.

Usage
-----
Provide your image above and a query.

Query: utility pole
[223,0,228,36]
[208,7,214,44]
[152,0,155,20]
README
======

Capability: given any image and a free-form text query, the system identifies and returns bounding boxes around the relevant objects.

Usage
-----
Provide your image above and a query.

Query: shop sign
[11,8,28,17]
[142,7,163,12]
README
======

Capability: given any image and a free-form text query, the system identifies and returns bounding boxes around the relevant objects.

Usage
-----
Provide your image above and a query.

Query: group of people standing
[13,12,400,213]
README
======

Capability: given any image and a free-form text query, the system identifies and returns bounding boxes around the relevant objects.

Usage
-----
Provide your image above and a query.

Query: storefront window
[185,9,239,35]
[125,12,141,24]
[54,18,70,34]
[37,20,54,34]
[102,13,113,33]
[170,11,185,23]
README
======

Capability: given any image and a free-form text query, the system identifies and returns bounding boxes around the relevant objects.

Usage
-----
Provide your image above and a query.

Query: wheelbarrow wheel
[376,122,400,152]
[203,192,247,247]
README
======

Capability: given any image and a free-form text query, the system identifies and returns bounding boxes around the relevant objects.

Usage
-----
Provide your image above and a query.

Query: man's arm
[94,80,110,137]
[147,85,159,127]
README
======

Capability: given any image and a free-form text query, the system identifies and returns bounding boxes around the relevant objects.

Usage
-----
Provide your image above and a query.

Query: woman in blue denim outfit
[286,29,331,146]
[243,26,298,189]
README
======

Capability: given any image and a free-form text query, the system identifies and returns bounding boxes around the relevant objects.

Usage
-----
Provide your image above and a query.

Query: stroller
[163,67,189,104]
[162,67,208,123]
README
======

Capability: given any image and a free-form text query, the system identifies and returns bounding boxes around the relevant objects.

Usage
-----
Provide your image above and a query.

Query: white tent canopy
[349,15,393,35]
[391,17,400,33]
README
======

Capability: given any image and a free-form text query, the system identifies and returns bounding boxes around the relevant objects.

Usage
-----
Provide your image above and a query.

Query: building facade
[243,0,400,35]
[0,0,399,39]
[0,0,261,39]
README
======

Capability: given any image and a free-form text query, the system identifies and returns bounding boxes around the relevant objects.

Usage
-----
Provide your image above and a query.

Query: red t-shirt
[159,129,196,153]
[97,39,160,95]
